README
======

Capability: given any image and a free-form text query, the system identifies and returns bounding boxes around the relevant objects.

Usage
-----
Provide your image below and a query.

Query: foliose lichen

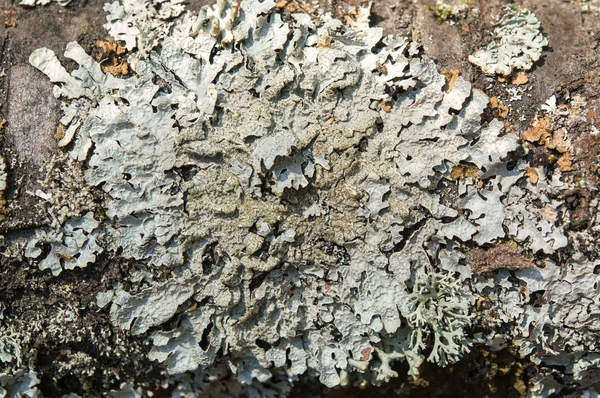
[468,7,548,76]
[0,370,39,398]
[3,0,596,395]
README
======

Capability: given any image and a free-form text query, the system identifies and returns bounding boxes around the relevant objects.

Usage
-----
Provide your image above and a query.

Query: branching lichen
[402,270,473,368]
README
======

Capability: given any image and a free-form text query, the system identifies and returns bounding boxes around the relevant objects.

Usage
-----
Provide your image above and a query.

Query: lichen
[24,212,104,276]
[468,7,548,76]
[26,0,492,385]
[429,0,469,23]
[0,370,39,398]
[5,0,596,395]
[402,270,473,368]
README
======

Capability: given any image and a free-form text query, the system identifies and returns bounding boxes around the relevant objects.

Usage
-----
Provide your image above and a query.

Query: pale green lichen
[24,212,103,276]
[27,0,487,385]
[13,0,598,395]
[469,7,548,76]
[429,0,469,23]
[402,270,473,368]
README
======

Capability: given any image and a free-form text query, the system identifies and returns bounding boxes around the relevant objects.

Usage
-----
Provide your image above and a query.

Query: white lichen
[24,212,104,276]
[469,7,548,76]
[19,0,592,395]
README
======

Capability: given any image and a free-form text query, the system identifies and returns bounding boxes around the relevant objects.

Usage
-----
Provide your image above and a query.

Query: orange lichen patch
[103,60,129,76]
[96,40,126,56]
[522,117,552,142]
[379,99,392,113]
[3,8,17,27]
[442,69,460,93]
[343,6,370,29]
[466,245,535,277]
[0,119,6,130]
[55,124,66,141]
[361,347,372,361]
[523,117,573,171]
[524,167,538,184]
[511,72,528,86]
[275,0,314,13]
[545,129,571,154]
[95,40,129,76]
[450,163,480,181]
[3,8,17,28]
[490,97,509,118]
[557,152,573,172]
[376,62,388,75]
[316,36,332,48]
